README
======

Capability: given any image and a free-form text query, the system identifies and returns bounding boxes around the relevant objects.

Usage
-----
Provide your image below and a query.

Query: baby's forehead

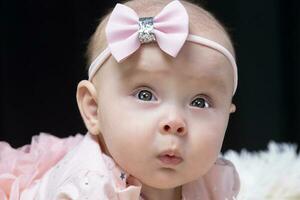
[125,42,231,74]
[115,42,234,94]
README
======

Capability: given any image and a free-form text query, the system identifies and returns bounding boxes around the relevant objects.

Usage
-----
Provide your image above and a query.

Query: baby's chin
[136,168,203,189]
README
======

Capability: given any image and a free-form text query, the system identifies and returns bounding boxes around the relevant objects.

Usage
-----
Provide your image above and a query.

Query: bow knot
[138,17,156,44]
[105,0,189,62]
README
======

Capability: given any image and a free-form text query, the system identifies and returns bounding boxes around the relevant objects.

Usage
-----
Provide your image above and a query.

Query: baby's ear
[229,103,236,113]
[76,80,100,135]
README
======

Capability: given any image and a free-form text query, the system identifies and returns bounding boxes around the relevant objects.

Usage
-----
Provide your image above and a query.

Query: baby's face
[93,41,234,188]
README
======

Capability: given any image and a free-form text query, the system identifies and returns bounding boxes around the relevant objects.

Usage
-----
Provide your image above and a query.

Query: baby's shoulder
[31,164,114,200]
[22,133,119,199]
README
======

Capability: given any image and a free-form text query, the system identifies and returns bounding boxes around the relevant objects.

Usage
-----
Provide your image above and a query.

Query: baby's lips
[158,149,182,158]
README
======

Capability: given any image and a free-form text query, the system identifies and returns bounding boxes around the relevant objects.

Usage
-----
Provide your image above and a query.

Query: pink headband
[88,0,238,95]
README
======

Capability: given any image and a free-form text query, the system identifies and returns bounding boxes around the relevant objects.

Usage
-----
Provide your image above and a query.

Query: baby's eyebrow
[207,79,228,95]
[189,74,229,95]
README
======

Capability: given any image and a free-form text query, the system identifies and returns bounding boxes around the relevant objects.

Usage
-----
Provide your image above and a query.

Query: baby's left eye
[134,89,157,101]
[190,97,210,108]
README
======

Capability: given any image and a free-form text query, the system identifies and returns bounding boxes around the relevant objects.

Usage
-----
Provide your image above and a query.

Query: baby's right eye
[134,89,157,101]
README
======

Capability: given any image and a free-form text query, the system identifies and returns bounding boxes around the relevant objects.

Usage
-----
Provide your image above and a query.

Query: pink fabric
[0,133,83,200]
[182,159,240,199]
[106,0,189,62]
[0,133,239,199]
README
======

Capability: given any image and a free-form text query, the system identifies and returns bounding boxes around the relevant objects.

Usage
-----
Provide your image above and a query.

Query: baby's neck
[141,184,182,200]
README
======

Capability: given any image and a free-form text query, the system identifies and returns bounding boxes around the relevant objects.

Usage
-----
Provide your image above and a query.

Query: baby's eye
[190,97,210,108]
[135,89,157,101]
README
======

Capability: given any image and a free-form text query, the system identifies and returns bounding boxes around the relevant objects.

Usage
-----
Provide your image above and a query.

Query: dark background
[1,0,299,152]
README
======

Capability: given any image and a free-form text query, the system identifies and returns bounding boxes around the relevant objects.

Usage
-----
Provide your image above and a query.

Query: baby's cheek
[187,121,226,173]
[102,111,150,150]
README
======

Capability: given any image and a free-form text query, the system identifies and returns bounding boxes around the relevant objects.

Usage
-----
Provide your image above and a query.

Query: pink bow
[105,0,189,62]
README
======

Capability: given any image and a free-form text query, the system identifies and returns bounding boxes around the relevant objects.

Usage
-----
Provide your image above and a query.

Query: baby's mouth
[157,150,183,165]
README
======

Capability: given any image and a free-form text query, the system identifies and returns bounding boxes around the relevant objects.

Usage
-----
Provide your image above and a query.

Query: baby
[0,0,240,199]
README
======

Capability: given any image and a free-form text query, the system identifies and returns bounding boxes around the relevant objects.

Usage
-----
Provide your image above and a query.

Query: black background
[1,0,299,152]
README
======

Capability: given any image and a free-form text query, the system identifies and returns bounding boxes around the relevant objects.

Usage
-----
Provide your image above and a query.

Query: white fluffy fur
[223,142,300,200]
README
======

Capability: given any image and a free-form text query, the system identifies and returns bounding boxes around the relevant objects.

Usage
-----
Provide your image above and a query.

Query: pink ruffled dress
[0,133,240,200]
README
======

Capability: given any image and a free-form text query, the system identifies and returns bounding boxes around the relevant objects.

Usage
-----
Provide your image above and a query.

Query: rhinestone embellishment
[138,17,156,44]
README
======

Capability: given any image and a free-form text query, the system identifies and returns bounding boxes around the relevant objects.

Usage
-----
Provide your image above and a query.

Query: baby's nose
[159,117,187,136]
